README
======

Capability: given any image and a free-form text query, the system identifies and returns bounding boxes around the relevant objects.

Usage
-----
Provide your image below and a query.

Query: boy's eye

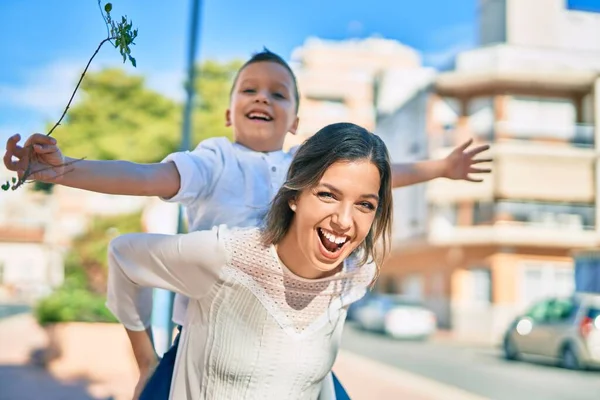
[273,92,285,99]
[242,88,256,93]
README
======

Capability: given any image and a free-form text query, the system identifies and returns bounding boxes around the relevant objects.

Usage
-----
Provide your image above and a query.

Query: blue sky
[0,0,479,142]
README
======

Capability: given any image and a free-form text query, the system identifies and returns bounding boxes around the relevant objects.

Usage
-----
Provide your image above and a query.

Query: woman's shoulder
[215,225,271,258]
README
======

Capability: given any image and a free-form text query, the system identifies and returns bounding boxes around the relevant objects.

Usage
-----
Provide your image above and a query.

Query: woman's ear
[288,199,297,212]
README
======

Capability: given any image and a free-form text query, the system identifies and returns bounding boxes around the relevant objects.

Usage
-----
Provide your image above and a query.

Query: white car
[353,294,437,340]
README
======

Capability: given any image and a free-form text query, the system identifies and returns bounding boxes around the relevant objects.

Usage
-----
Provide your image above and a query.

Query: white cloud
[0,59,186,120]
[0,57,189,148]
[0,60,84,116]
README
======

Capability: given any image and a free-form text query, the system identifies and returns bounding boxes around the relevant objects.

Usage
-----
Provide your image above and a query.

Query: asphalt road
[340,322,600,400]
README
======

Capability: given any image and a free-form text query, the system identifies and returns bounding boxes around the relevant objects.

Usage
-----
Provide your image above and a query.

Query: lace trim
[221,227,374,339]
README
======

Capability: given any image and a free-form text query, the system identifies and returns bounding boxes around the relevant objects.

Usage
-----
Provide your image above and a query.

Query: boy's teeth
[249,112,270,119]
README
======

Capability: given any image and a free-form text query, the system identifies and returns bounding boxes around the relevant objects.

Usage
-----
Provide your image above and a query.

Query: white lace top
[106,226,375,400]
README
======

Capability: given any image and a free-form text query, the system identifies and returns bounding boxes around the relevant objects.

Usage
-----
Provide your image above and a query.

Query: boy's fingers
[3,149,18,171]
[34,144,59,155]
[24,133,56,147]
[4,134,24,170]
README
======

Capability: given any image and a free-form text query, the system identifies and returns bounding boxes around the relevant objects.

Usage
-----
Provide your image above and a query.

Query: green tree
[63,211,143,294]
[53,60,242,165]
[192,60,243,145]
[55,68,182,163]
[35,212,143,325]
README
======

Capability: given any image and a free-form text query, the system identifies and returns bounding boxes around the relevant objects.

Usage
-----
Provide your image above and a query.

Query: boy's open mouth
[317,228,349,254]
[246,111,273,121]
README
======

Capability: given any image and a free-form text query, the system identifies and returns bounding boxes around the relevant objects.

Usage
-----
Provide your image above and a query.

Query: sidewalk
[333,351,489,400]
[0,314,488,400]
[0,313,97,400]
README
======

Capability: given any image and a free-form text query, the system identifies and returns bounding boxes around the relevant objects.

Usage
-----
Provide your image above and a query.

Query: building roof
[0,226,45,243]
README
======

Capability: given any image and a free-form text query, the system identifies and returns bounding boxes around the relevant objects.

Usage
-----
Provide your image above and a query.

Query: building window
[471,200,595,230]
[502,96,594,146]
[306,97,349,121]
[401,273,424,300]
[466,268,492,304]
[520,262,574,306]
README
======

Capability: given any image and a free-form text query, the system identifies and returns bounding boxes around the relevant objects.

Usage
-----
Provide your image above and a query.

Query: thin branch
[98,0,111,38]
[46,36,115,137]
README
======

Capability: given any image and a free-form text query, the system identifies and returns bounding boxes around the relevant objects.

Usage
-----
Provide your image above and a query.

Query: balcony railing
[430,122,595,149]
[495,121,594,148]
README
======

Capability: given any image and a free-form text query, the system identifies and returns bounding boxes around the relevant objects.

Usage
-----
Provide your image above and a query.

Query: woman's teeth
[318,228,347,247]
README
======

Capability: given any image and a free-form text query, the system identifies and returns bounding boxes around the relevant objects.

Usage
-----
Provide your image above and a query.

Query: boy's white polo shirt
[162,137,296,326]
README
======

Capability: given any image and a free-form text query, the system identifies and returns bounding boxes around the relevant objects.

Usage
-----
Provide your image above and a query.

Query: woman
[106,122,393,399]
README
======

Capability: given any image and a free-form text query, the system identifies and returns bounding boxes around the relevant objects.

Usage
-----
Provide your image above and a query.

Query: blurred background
[2,0,600,399]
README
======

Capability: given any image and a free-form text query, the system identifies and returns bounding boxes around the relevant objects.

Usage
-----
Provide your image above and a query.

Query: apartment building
[376,0,600,342]
[283,37,423,148]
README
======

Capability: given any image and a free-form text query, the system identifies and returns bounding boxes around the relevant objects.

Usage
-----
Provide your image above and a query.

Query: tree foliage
[35,211,142,325]
[192,60,243,144]
[53,59,243,164]
[55,69,181,163]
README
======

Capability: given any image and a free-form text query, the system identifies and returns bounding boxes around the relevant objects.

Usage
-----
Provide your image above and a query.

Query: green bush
[34,212,142,326]
[35,288,117,326]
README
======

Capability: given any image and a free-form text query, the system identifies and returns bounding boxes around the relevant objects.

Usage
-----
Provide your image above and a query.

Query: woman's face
[282,159,381,278]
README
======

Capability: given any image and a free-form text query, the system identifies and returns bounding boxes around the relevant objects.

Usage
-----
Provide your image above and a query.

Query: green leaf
[11,177,17,183]
[104,3,112,13]
[128,56,136,68]
[1,182,10,191]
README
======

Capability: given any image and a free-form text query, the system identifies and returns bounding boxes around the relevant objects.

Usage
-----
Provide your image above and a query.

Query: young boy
[4,49,491,399]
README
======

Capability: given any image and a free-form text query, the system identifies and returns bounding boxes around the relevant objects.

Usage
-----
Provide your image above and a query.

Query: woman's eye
[317,192,335,200]
[359,202,376,211]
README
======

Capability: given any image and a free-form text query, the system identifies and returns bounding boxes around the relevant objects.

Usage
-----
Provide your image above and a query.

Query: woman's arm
[106,227,227,331]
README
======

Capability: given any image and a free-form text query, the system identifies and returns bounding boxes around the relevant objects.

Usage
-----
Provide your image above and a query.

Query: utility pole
[151,0,203,353]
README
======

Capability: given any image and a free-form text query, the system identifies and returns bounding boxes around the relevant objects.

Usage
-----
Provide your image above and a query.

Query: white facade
[0,241,64,302]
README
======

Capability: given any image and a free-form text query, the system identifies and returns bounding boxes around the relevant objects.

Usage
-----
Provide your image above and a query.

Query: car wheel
[561,345,584,370]
[503,336,520,361]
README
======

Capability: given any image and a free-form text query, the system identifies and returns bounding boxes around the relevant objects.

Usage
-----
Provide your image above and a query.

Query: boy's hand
[443,138,492,182]
[3,133,66,182]
[133,359,158,400]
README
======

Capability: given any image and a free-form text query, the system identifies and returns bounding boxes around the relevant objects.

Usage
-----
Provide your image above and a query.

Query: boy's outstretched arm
[391,139,492,188]
[3,133,180,198]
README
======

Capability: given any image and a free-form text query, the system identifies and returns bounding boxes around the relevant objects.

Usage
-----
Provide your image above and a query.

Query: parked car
[502,292,600,370]
[352,294,436,340]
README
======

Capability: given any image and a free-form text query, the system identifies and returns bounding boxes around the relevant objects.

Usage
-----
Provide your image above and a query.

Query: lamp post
[151,0,203,353]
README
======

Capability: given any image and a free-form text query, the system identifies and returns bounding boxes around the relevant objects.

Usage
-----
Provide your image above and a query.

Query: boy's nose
[254,90,270,104]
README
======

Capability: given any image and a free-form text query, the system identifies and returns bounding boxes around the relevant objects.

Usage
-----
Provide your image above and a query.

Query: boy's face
[226,61,299,152]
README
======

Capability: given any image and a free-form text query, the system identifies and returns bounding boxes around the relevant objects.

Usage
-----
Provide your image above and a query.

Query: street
[340,322,600,400]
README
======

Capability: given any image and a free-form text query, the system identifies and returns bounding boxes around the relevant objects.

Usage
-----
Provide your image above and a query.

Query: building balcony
[423,219,598,249]
[427,138,596,204]
[396,199,597,250]
[494,121,595,148]
[435,44,600,98]
[430,122,595,149]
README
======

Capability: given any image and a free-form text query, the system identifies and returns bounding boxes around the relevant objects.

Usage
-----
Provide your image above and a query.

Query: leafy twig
[3,1,138,191]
